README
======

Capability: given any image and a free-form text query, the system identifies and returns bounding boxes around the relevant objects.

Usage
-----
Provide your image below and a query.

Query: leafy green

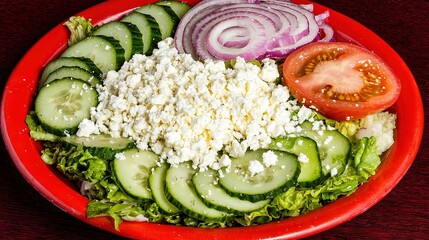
[352,137,381,180]
[25,113,59,142]
[63,16,94,46]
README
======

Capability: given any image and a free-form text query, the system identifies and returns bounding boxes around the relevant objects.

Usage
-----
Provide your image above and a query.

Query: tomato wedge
[282,42,401,121]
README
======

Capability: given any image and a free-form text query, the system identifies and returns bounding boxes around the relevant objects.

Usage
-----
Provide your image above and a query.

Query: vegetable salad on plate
[26,0,400,230]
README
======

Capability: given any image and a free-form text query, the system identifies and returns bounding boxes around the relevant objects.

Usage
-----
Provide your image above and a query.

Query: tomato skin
[282,42,401,121]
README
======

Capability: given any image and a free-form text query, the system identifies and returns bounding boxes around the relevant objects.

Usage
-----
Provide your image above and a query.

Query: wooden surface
[1,0,428,239]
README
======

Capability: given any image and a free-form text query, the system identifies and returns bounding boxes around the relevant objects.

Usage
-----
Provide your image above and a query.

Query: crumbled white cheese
[262,150,278,167]
[115,152,126,161]
[248,160,265,176]
[297,153,309,163]
[78,38,312,170]
[76,118,100,136]
[330,167,338,176]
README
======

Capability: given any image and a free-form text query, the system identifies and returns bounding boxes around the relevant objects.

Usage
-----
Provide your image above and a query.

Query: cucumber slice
[121,12,162,55]
[44,66,100,87]
[134,4,180,39]
[39,57,102,87]
[165,162,232,221]
[61,35,125,74]
[61,134,135,160]
[112,148,159,200]
[92,21,143,60]
[296,121,351,177]
[35,78,98,136]
[269,137,323,187]
[149,163,181,215]
[219,150,300,202]
[156,0,191,18]
[193,169,270,215]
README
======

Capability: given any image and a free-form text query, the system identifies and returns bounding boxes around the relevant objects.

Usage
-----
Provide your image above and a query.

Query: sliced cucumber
[219,150,300,202]
[39,57,102,87]
[121,12,162,55]
[92,21,143,61]
[61,134,135,160]
[134,4,180,39]
[156,0,191,18]
[165,162,232,221]
[296,121,351,177]
[112,148,159,201]
[61,35,125,74]
[193,169,270,215]
[269,137,323,187]
[149,163,181,215]
[35,78,98,136]
[44,66,100,87]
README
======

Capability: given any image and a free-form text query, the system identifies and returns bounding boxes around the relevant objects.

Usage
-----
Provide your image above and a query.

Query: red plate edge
[0,0,424,239]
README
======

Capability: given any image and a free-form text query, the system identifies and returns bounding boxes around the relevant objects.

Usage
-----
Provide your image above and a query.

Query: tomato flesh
[282,42,401,121]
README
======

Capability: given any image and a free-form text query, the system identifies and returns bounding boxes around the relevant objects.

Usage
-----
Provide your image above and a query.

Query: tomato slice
[282,42,401,121]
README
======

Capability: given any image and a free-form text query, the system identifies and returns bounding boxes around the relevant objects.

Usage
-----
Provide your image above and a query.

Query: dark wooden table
[1,0,428,239]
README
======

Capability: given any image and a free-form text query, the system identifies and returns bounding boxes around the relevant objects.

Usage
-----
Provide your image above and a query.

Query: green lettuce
[63,16,94,46]
[235,136,380,226]
[25,113,59,143]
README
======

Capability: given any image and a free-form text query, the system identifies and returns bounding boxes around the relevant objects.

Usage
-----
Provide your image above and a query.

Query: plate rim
[0,0,424,239]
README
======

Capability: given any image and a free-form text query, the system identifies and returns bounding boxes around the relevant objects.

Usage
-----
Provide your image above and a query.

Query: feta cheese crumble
[248,160,265,176]
[78,38,312,170]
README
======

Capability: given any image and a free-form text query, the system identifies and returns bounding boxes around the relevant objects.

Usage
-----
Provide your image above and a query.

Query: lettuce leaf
[63,16,94,46]
[352,136,381,180]
[25,113,59,143]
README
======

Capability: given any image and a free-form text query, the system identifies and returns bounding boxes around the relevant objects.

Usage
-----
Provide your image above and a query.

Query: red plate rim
[0,0,424,239]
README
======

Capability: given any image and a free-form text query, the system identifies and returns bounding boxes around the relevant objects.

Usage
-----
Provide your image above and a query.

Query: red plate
[0,0,424,239]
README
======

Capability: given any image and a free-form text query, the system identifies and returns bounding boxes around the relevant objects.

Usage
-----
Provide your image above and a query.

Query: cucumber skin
[111,149,159,201]
[39,57,102,88]
[61,140,136,161]
[156,0,192,19]
[219,150,301,203]
[192,169,270,215]
[164,163,233,222]
[35,78,98,136]
[269,137,323,188]
[121,12,162,55]
[61,35,125,73]
[92,21,144,60]
[149,163,181,215]
[220,170,299,203]
[296,121,352,178]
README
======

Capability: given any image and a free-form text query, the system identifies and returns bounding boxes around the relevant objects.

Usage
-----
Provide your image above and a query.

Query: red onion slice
[192,6,277,60]
[206,16,271,60]
[174,0,334,60]
[318,23,335,42]
[174,0,249,56]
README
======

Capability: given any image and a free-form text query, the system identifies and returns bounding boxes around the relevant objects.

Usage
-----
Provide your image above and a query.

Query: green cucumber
[44,66,100,87]
[165,162,232,221]
[269,137,323,187]
[134,4,180,39]
[61,35,125,74]
[121,12,162,55]
[219,149,300,202]
[39,57,102,87]
[149,163,181,215]
[156,0,191,18]
[112,148,159,201]
[296,121,351,177]
[61,134,135,160]
[35,78,98,136]
[92,21,143,60]
[192,169,270,215]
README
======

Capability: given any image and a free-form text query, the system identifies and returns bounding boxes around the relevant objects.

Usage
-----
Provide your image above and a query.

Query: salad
[26,0,400,230]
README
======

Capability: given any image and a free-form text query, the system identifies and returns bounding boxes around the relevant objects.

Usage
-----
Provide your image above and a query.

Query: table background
[1,0,428,239]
